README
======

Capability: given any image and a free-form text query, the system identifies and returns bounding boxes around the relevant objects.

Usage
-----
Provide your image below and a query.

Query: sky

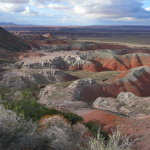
[0,0,150,25]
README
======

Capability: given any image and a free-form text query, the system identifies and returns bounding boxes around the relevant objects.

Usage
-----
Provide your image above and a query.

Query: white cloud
[114,17,137,21]
[35,0,150,22]
[145,7,150,11]
[0,3,25,13]
[0,0,29,4]
[0,0,150,23]
[21,7,38,16]
[48,3,68,10]
[67,0,149,20]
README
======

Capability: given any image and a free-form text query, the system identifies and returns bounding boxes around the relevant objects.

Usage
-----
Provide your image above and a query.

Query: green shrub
[85,122,109,141]
[0,88,16,101]
[63,112,83,125]
[3,89,82,124]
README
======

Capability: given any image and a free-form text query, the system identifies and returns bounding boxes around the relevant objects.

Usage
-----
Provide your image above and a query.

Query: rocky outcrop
[38,84,89,111]
[19,50,150,72]
[68,52,150,72]
[67,78,102,101]
[92,92,150,117]
[67,66,150,101]
[0,69,78,89]
[102,66,150,97]
[40,66,150,108]
[19,56,68,70]
[95,53,150,71]
[93,97,120,113]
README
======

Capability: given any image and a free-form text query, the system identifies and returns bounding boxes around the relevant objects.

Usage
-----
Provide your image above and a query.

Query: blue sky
[0,0,150,25]
[143,0,150,7]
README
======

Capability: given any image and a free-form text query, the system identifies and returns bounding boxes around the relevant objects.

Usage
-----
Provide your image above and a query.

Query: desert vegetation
[1,89,83,124]
[0,89,136,150]
[80,128,134,150]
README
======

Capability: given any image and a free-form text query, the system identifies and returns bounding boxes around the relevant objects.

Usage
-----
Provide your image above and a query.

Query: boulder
[92,92,150,117]
[67,78,103,101]
[93,97,120,113]
[117,92,138,106]
[38,84,89,111]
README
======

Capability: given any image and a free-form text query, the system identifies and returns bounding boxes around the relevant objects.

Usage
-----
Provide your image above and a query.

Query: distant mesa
[42,33,54,39]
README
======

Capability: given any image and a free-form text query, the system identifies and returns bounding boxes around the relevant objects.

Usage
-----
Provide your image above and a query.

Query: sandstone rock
[38,85,58,106]
[67,78,103,101]
[92,91,150,117]
[93,97,120,113]
[38,84,89,112]
[119,106,130,114]
[117,92,138,106]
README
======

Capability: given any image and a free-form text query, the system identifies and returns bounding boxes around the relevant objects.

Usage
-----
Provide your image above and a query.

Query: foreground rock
[93,92,150,117]
[67,78,102,101]
[38,84,89,112]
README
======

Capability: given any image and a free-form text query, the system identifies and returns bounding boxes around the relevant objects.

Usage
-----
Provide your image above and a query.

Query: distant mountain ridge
[0,22,17,26]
